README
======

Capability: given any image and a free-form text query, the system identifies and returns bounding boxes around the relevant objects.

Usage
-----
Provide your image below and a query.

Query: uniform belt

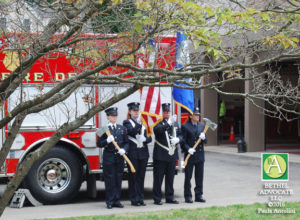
[155,140,169,152]
[128,136,144,148]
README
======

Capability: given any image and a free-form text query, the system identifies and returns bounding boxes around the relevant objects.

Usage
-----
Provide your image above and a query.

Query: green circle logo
[263,155,287,178]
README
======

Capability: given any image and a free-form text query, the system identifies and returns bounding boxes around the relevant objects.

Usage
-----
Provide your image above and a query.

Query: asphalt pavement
[1,145,300,220]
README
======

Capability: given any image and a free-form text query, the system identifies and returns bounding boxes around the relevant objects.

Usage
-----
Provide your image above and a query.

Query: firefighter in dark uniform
[123,102,152,206]
[181,107,207,203]
[152,103,182,205]
[97,107,129,209]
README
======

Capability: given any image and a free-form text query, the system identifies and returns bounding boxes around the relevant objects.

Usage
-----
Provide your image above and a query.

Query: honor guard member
[181,107,207,203]
[123,102,152,206]
[152,103,182,205]
[97,107,129,209]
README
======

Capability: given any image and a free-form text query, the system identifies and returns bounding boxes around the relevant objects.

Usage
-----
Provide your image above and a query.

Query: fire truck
[0,35,183,204]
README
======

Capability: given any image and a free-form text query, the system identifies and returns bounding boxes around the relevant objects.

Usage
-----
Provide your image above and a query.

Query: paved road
[1,151,300,220]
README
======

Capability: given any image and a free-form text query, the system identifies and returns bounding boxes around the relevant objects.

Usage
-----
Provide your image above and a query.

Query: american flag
[140,86,162,136]
[138,45,162,136]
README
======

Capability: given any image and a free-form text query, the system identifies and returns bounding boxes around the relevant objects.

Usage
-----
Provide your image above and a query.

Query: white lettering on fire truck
[1,72,78,82]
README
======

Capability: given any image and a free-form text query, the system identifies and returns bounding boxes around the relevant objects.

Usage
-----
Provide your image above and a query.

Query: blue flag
[172,32,194,114]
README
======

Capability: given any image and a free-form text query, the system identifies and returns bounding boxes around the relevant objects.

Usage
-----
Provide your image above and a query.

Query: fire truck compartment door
[8,85,96,129]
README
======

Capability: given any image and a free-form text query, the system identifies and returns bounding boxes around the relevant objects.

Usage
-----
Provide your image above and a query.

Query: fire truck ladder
[10,188,42,208]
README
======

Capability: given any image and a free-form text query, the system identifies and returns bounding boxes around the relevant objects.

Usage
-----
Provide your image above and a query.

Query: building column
[201,76,218,146]
[244,68,265,152]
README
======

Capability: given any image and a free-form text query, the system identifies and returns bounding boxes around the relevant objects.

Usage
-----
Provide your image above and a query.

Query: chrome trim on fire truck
[81,132,97,148]
[37,158,71,194]
[0,173,14,177]
[10,126,97,132]
[89,170,102,174]
[9,150,24,159]
[81,147,99,156]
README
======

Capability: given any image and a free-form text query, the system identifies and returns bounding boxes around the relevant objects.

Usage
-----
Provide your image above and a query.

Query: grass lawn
[41,201,300,220]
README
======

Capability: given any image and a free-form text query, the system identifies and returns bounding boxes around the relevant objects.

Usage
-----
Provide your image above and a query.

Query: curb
[205,145,300,164]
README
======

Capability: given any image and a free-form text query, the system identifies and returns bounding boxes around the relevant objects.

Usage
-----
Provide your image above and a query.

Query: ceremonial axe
[183,118,217,167]
[97,126,136,173]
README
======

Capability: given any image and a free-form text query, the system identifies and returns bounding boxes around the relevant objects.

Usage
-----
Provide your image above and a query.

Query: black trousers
[103,158,124,206]
[152,159,176,202]
[128,158,148,203]
[184,161,204,200]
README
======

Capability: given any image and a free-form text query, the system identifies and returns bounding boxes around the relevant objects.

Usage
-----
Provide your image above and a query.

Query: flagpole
[178,105,182,172]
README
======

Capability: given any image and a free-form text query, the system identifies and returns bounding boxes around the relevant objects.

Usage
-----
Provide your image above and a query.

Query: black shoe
[131,201,140,206]
[185,198,193,203]
[195,196,206,203]
[166,199,179,204]
[107,204,113,209]
[139,201,146,206]
[113,203,124,208]
[154,200,163,205]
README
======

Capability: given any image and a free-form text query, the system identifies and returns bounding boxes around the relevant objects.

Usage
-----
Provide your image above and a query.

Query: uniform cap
[127,102,140,110]
[193,107,200,115]
[105,107,118,116]
[162,103,171,111]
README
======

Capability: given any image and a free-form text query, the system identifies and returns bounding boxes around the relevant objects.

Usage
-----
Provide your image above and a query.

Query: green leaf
[205,6,215,17]
[135,22,143,32]
[260,12,270,21]
[290,37,299,43]
[193,40,199,50]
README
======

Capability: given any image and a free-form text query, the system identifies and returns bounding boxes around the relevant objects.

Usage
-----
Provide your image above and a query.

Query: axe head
[96,125,109,137]
[203,118,218,131]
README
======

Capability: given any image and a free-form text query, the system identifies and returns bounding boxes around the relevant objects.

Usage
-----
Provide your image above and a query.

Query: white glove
[170,137,179,145]
[137,134,146,143]
[118,148,126,156]
[137,113,142,124]
[199,132,206,140]
[188,148,196,155]
[168,114,177,125]
[106,135,114,143]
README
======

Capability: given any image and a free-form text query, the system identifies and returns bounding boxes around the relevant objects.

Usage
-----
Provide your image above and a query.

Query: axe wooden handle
[106,130,136,173]
[183,124,210,167]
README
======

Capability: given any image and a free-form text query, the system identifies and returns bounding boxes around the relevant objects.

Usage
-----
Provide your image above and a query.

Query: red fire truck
[0,35,182,204]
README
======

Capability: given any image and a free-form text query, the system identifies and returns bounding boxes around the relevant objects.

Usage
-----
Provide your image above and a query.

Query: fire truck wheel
[24,146,83,204]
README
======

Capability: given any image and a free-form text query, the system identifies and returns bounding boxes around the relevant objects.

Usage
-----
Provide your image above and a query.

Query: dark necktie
[193,124,197,136]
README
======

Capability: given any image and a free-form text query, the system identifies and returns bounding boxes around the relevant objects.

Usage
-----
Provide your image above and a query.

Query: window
[0,18,7,29]
[23,19,31,31]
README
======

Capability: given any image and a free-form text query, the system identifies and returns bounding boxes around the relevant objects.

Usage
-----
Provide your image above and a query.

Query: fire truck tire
[24,146,83,204]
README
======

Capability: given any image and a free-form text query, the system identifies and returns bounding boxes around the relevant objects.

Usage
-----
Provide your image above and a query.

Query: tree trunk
[0,114,26,170]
